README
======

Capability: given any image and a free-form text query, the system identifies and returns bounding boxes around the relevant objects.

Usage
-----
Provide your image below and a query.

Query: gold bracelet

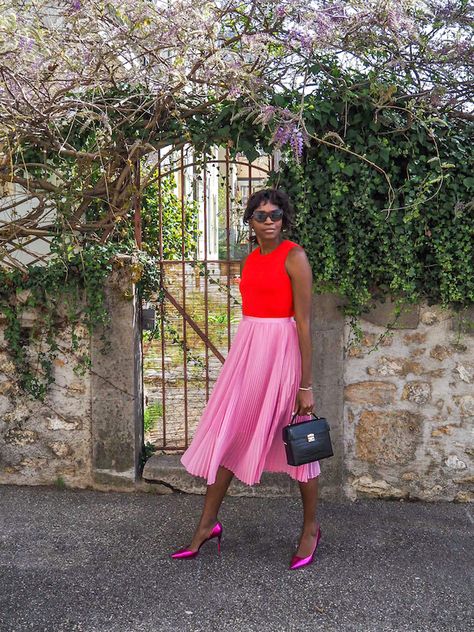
[298,386,313,391]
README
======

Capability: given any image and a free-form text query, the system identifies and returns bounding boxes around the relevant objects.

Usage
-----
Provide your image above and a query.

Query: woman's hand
[293,388,314,416]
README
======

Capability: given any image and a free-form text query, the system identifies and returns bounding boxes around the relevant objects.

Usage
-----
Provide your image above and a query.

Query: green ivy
[2,68,473,399]
[140,172,200,260]
[261,79,474,319]
[0,238,161,400]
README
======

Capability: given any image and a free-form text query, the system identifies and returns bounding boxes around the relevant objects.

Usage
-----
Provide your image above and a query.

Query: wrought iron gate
[142,146,272,451]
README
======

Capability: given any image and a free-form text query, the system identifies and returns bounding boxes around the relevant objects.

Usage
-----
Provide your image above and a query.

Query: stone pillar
[90,267,144,489]
[311,293,346,499]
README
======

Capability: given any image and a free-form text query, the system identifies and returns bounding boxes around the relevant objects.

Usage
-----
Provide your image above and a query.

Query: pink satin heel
[289,526,321,570]
[170,521,223,559]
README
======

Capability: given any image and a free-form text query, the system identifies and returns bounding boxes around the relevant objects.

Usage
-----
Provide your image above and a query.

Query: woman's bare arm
[286,246,314,414]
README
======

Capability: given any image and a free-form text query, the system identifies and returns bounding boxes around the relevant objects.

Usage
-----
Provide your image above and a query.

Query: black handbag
[282,412,333,466]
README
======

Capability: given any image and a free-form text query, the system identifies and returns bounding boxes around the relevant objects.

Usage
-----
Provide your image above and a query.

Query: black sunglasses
[251,208,284,223]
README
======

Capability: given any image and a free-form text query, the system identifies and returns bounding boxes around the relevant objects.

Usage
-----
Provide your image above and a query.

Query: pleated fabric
[180,315,321,486]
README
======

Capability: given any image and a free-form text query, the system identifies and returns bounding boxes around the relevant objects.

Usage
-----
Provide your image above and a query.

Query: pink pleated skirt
[180,315,321,486]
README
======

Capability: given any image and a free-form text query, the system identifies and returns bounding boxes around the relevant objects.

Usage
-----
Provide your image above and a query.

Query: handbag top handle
[290,411,324,425]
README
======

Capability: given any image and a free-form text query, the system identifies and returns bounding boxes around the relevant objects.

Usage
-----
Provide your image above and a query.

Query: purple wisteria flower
[325,2,347,24]
[18,36,34,53]
[288,28,314,53]
[270,120,307,162]
[227,86,242,99]
[272,125,292,148]
[260,105,277,125]
[432,0,460,20]
[290,130,304,160]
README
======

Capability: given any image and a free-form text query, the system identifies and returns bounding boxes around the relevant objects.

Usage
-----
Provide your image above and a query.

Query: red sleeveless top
[239,240,300,317]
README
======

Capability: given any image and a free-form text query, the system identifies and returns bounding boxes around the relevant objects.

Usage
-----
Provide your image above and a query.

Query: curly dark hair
[243,188,295,243]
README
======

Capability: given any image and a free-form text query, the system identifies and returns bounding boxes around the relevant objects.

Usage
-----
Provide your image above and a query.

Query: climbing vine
[268,84,474,318]
[0,238,161,400]
[1,65,473,399]
[136,172,200,261]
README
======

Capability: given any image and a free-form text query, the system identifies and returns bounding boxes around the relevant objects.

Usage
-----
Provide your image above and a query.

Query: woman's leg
[295,476,320,557]
[187,465,234,551]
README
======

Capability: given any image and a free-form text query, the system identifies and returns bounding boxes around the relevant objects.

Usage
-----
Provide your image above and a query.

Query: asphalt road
[0,485,472,632]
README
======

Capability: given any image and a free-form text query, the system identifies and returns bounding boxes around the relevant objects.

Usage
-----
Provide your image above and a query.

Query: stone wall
[343,302,474,502]
[1,275,472,502]
[0,322,93,487]
[0,264,148,492]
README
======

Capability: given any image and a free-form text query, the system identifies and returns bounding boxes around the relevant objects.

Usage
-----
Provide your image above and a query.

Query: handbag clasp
[307,433,315,442]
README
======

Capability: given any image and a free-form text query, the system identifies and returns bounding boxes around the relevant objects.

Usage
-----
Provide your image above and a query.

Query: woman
[170,188,321,570]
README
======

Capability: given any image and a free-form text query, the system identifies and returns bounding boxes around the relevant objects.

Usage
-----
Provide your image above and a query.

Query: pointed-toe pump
[289,526,321,570]
[170,521,223,559]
